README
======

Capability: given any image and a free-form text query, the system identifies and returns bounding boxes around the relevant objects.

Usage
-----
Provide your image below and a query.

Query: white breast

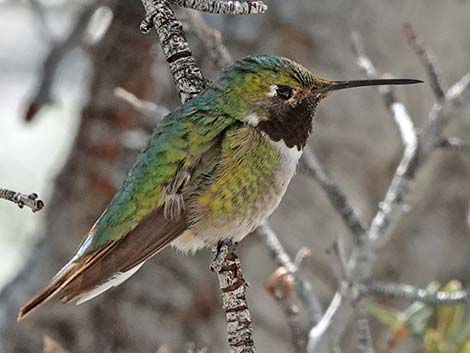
[172,133,303,253]
[231,137,302,242]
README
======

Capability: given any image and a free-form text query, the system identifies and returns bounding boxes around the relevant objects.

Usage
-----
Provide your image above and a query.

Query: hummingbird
[18,55,420,320]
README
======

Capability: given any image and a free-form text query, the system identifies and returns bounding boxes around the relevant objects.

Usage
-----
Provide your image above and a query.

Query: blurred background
[0,0,469,352]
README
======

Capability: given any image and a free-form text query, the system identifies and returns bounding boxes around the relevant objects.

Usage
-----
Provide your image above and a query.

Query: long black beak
[319,79,423,93]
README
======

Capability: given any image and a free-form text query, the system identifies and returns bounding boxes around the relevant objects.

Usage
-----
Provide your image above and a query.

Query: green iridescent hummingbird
[19,55,420,319]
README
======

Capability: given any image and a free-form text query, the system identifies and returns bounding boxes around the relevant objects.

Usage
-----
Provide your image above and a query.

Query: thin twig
[114,87,170,129]
[210,241,256,353]
[363,281,470,305]
[24,3,97,122]
[403,23,446,101]
[265,266,305,353]
[170,0,267,14]
[0,188,44,213]
[258,222,323,327]
[421,73,470,154]
[299,147,366,243]
[184,10,233,68]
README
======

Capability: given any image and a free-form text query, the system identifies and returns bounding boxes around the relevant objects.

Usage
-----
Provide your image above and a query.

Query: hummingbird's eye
[276,85,293,100]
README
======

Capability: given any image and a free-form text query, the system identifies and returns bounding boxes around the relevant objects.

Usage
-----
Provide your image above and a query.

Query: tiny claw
[17,201,24,209]
[28,193,38,200]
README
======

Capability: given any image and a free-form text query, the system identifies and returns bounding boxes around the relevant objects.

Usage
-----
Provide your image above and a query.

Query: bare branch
[265,267,306,353]
[210,241,256,353]
[170,0,267,14]
[140,0,207,103]
[355,304,374,353]
[114,87,169,129]
[421,73,470,153]
[24,3,97,122]
[258,222,323,327]
[184,10,233,68]
[299,147,366,243]
[363,281,470,305]
[0,188,44,213]
[403,23,446,101]
[307,291,355,353]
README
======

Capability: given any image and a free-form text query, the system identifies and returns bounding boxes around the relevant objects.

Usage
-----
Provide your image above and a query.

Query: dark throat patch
[258,97,318,150]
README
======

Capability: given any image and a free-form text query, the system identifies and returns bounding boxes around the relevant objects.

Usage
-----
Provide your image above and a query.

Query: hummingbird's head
[214,55,421,150]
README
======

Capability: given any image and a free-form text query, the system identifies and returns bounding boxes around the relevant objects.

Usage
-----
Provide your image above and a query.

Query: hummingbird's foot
[210,240,236,272]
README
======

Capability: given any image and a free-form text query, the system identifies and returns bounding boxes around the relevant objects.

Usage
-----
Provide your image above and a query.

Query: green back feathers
[80,93,237,254]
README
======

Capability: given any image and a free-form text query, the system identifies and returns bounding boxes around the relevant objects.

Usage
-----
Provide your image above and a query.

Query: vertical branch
[140,0,207,102]
[211,242,256,353]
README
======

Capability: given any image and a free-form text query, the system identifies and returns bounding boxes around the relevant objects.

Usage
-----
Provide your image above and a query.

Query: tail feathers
[18,264,77,321]
[18,208,188,321]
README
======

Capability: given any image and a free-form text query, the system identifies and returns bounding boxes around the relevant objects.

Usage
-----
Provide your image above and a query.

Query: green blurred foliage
[366,281,470,353]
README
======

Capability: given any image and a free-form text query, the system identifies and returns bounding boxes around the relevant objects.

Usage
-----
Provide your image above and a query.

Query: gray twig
[264,265,305,353]
[184,10,233,68]
[363,281,470,305]
[403,23,446,101]
[355,304,374,353]
[24,3,97,122]
[210,241,256,353]
[421,73,470,153]
[0,188,44,213]
[170,0,267,14]
[114,87,170,129]
[258,222,323,327]
[299,147,366,243]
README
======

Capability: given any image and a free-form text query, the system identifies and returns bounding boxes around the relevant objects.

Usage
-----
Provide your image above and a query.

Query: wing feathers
[18,208,187,320]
